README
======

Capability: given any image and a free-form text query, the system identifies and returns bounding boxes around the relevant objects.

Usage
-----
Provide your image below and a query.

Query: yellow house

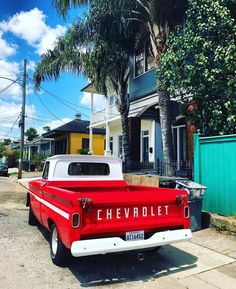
[43,118,105,155]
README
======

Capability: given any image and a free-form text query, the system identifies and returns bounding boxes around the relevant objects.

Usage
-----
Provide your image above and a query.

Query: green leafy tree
[3,138,11,145]
[43,126,51,132]
[0,142,5,158]
[25,127,39,141]
[32,153,48,171]
[159,0,236,136]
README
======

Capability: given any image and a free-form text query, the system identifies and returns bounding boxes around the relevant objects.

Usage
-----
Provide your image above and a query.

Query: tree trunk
[159,90,174,176]
[120,111,131,171]
[116,83,131,171]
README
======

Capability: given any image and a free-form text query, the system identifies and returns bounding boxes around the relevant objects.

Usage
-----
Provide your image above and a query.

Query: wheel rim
[51,226,58,256]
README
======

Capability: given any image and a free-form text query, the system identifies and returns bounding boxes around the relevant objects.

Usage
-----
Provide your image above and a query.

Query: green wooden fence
[194,133,236,216]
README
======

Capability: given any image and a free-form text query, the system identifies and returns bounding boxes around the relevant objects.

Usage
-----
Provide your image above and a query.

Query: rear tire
[28,206,38,226]
[50,223,71,266]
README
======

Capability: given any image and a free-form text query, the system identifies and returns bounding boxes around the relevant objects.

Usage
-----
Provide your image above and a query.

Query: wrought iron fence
[124,159,193,179]
[155,159,193,178]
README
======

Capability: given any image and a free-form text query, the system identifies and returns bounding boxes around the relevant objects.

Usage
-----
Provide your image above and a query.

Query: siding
[129,58,157,102]
[70,133,104,155]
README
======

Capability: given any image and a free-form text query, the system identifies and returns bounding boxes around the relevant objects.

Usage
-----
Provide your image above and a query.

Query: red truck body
[26,155,191,265]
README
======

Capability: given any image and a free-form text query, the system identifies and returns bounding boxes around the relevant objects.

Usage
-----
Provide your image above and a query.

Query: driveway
[0,176,236,289]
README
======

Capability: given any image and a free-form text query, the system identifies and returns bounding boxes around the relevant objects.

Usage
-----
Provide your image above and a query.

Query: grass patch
[9,172,18,177]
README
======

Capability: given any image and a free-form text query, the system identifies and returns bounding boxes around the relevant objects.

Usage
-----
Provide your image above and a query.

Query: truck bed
[29,179,189,240]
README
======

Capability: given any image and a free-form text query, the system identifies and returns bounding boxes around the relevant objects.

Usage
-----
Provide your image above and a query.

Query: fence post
[194,132,201,183]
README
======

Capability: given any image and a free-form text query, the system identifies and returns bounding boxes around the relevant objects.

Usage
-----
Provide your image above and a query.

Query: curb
[210,213,236,235]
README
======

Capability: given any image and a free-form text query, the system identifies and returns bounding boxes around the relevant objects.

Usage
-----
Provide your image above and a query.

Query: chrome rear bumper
[71,229,192,257]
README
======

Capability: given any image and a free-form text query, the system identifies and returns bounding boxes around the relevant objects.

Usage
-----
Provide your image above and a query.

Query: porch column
[49,140,52,155]
[104,96,111,156]
[89,92,94,154]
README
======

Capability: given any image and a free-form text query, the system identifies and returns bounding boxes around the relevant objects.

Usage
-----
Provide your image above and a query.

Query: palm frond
[52,0,89,18]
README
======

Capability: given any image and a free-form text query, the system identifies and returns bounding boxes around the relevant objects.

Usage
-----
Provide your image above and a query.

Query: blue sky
[0,1,104,141]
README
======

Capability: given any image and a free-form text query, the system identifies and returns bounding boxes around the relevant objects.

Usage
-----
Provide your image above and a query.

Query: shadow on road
[38,224,197,287]
[69,245,197,287]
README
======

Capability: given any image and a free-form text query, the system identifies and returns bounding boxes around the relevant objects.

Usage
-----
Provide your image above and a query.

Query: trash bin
[176,180,207,232]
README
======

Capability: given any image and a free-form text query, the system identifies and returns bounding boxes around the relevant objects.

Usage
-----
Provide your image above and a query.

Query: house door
[142,131,149,163]
[172,125,186,164]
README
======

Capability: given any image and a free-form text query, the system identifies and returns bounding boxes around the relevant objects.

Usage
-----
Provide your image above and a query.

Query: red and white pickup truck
[26,155,192,266]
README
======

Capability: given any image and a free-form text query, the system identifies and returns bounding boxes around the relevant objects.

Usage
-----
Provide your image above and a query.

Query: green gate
[194,133,236,216]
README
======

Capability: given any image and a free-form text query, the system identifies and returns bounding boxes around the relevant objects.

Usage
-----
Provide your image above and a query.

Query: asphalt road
[0,175,236,289]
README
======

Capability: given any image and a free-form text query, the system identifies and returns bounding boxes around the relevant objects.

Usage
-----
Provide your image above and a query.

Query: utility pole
[18,59,27,179]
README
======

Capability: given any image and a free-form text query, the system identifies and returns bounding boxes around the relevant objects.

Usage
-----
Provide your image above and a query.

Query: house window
[109,95,115,106]
[55,138,67,154]
[118,135,123,156]
[145,41,155,71]
[82,138,89,149]
[135,46,144,77]
[109,136,113,154]
[135,40,154,77]
[141,130,149,163]
[42,161,50,180]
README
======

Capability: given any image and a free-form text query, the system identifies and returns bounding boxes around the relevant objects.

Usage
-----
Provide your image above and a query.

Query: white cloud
[0,31,17,59]
[27,60,36,72]
[37,118,72,135]
[0,58,36,100]
[36,25,66,55]
[0,59,21,100]
[0,8,66,55]
[80,92,105,112]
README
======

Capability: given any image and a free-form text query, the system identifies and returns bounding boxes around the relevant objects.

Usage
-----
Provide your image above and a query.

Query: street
[0,175,236,289]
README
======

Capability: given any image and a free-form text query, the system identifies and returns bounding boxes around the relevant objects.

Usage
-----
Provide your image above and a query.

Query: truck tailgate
[78,188,189,238]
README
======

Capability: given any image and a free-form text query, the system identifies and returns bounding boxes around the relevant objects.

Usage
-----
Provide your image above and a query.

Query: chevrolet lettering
[97,205,169,221]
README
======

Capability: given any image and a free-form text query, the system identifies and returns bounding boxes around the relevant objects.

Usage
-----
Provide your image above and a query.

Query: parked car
[0,163,8,176]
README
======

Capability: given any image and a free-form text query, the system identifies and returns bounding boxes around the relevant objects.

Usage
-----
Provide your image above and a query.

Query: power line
[26,116,52,123]
[38,82,120,117]
[34,88,70,124]
[0,113,21,121]
[0,133,19,140]
[28,77,90,119]
[0,76,22,95]
[30,114,56,121]
[2,115,20,139]
[29,77,120,119]
[27,93,36,128]
[28,77,91,111]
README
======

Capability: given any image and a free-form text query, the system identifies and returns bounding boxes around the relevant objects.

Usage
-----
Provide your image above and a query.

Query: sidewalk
[9,168,42,178]
[174,228,236,289]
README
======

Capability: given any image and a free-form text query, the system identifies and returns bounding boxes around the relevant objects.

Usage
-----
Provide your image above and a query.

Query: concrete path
[173,229,236,289]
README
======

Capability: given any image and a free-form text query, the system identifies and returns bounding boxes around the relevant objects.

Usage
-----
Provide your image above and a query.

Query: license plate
[126,230,144,241]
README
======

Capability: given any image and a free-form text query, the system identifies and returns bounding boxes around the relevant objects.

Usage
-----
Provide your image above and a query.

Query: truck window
[42,161,50,179]
[68,162,110,176]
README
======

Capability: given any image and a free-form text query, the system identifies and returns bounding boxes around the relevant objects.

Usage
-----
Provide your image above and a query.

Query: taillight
[184,206,190,218]
[72,213,80,228]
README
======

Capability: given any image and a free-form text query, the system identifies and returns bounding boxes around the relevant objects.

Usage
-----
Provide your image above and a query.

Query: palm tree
[53,0,188,175]
[34,1,138,168]
[128,0,188,175]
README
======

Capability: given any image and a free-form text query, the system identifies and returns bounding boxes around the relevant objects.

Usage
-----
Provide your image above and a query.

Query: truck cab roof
[43,155,123,181]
